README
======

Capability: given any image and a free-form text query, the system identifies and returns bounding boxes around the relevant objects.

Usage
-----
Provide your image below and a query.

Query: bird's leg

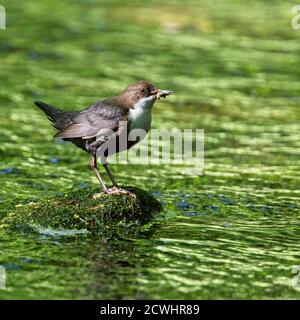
[103,163,119,188]
[102,163,135,197]
[90,155,108,193]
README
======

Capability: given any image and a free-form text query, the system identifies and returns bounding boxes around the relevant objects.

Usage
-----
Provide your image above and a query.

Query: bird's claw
[104,187,136,197]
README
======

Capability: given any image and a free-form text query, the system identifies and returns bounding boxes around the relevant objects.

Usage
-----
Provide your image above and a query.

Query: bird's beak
[151,89,174,100]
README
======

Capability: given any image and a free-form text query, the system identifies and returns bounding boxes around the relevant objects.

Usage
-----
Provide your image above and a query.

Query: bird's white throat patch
[129,96,155,132]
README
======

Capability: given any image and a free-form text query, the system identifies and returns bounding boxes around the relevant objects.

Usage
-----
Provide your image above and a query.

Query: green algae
[1,0,300,299]
[1,187,163,237]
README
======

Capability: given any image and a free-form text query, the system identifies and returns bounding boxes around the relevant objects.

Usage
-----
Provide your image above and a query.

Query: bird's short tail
[34,101,74,131]
[34,101,64,123]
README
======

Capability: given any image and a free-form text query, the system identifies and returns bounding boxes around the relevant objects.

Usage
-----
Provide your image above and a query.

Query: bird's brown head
[118,80,173,109]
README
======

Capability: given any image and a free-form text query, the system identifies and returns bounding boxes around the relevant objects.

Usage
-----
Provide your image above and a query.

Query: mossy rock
[1,187,163,237]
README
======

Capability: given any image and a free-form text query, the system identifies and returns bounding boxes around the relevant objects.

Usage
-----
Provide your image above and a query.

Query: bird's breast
[128,108,152,133]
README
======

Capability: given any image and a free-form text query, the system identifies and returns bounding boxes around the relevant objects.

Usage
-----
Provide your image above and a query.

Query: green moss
[1,187,163,237]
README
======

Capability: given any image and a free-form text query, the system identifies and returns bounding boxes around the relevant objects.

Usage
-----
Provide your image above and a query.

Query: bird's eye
[140,88,147,93]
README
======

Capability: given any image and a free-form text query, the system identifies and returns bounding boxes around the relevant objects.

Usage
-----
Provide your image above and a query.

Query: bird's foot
[92,187,136,198]
[105,187,136,197]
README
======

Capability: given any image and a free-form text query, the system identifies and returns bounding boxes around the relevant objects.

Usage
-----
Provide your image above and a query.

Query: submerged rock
[1,187,163,237]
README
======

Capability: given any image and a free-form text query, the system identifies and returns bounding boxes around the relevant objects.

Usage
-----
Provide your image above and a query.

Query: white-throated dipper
[35,80,173,194]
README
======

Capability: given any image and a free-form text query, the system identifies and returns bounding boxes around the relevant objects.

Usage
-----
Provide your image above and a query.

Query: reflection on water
[1,0,300,299]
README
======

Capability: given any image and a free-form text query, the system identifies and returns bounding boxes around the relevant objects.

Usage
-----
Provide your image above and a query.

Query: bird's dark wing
[55,98,129,139]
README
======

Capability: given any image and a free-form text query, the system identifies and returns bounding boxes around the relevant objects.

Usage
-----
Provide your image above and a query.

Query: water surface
[1,0,300,299]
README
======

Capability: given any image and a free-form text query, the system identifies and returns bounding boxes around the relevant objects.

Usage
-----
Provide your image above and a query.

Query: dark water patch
[2,263,20,271]
[219,195,235,205]
[176,199,191,209]
[204,205,220,213]
[184,211,208,217]
[48,158,60,164]
[0,168,20,175]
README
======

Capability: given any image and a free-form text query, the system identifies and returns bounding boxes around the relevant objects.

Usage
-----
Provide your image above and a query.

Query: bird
[34,80,173,194]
